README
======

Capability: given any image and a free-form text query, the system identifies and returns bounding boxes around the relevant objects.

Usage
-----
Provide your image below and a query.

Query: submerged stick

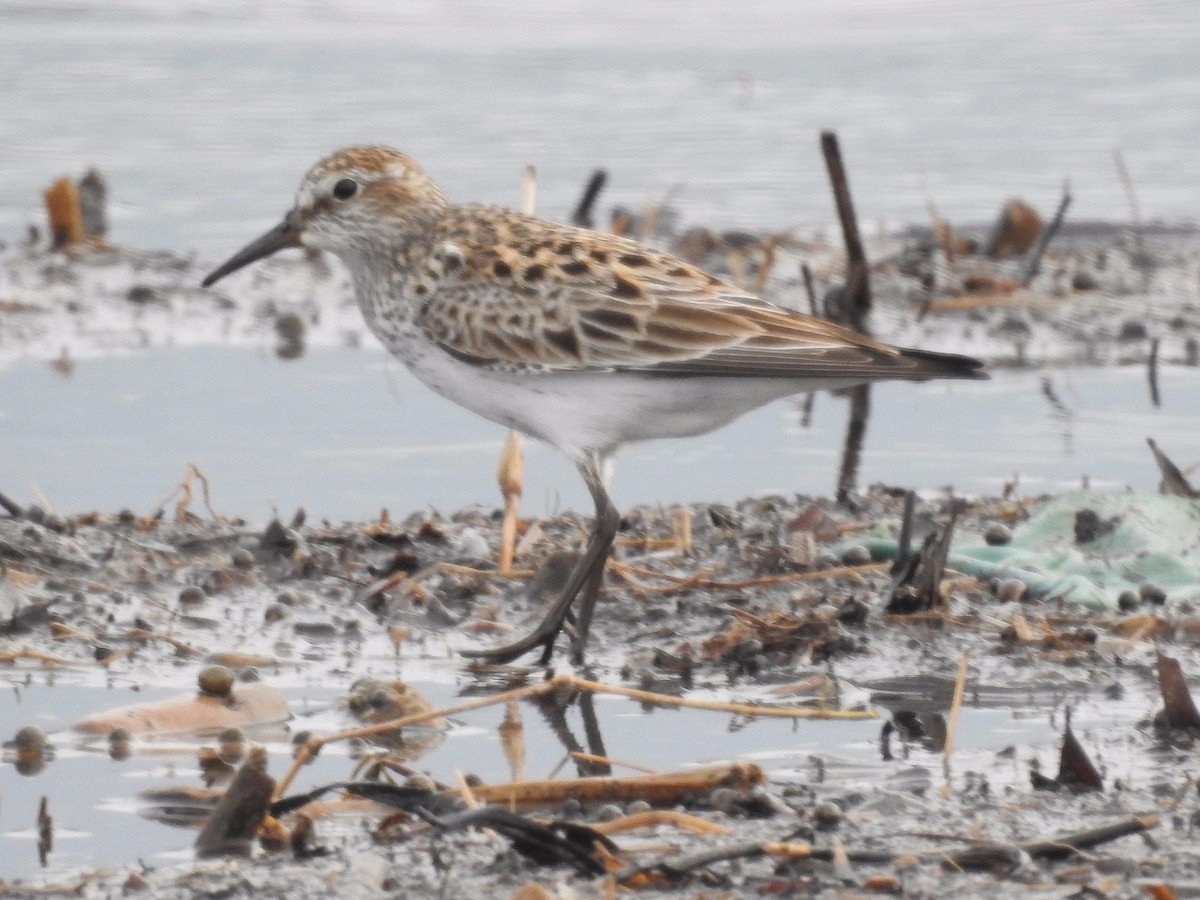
[800,262,819,317]
[819,132,873,504]
[571,169,608,228]
[570,675,876,720]
[1021,182,1072,286]
[835,385,870,506]
[1113,149,1142,237]
[819,130,871,333]
[1147,337,1161,408]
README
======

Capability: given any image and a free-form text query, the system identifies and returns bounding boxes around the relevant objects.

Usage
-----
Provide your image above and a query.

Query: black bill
[201,210,303,287]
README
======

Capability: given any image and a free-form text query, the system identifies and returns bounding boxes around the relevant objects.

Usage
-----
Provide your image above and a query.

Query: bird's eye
[332,178,358,200]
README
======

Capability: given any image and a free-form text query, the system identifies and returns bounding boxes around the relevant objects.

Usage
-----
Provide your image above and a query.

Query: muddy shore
[3,221,1200,897]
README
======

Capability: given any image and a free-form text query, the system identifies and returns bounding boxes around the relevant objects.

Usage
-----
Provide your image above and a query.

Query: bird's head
[202,145,446,287]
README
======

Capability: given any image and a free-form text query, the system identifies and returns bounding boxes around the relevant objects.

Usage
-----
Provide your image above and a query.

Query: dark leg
[564,554,607,665]
[566,460,620,662]
[461,453,620,665]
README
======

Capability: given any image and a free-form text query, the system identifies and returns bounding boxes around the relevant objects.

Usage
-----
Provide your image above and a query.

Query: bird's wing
[415,206,961,379]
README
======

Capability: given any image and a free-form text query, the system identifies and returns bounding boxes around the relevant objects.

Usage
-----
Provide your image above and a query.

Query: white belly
[400,336,849,461]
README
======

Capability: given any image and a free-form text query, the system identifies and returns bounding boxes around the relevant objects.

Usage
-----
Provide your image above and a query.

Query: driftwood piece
[195,746,275,858]
[1156,654,1200,730]
[1018,813,1157,860]
[464,761,764,808]
[74,682,290,737]
[44,177,84,248]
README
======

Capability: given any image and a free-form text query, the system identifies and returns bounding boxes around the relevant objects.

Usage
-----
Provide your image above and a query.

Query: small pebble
[197,665,235,698]
[813,800,843,828]
[178,586,207,607]
[13,725,48,751]
[218,727,246,762]
[260,518,299,553]
[627,799,652,815]
[1117,591,1139,613]
[453,527,490,560]
[1140,583,1168,606]
[709,787,741,815]
[231,548,256,570]
[560,797,583,819]
[983,523,1012,546]
[995,578,1026,603]
[274,312,306,342]
[1117,320,1147,341]
[841,544,872,566]
[123,872,149,893]
[109,727,132,744]
[263,603,287,624]
[126,284,160,305]
[732,638,763,659]
[405,773,436,792]
[218,727,245,745]
[837,597,869,626]
[595,803,623,822]
[292,621,337,638]
[802,550,832,570]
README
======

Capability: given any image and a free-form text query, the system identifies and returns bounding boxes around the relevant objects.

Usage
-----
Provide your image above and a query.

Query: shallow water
[2,1,1198,257]
[0,660,1152,881]
[2,348,1196,522]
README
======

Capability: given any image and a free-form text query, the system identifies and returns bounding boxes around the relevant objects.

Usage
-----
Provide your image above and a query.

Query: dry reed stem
[464,762,763,807]
[942,651,971,765]
[591,810,730,836]
[569,751,659,774]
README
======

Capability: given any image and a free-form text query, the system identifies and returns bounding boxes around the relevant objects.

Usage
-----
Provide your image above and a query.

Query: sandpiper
[203,145,985,665]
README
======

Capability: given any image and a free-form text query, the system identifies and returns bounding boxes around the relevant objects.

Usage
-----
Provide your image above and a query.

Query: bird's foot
[459,613,568,665]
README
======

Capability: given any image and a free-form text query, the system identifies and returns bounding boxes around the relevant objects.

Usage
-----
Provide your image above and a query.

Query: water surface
[2,348,1194,521]
[2,1,1197,256]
